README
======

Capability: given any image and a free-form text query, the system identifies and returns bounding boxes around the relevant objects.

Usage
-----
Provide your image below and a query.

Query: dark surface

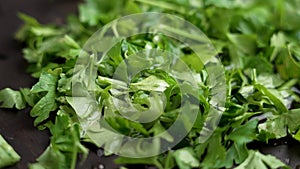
[0,1,118,168]
[0,1,300,169]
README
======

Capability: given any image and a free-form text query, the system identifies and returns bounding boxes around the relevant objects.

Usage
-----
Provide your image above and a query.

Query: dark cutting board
[0,1,299,169]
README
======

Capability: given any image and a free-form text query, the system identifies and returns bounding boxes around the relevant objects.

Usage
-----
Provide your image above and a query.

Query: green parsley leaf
[0,88,26,110]
[0,135,21,168]
[30,71,59,126]
[235,150,289,169]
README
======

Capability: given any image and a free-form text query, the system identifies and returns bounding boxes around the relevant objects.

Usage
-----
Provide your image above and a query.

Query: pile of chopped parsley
[1,0,300,168]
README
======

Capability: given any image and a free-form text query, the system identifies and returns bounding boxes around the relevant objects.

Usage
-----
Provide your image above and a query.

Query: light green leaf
[254,84,288,114]
[130,75,169,92]
[173,147,200,169]
[0,135,21,168]
[30,71,59,126]
[0,88,26,110]
[227,120,258,144]
[235,150,289,169]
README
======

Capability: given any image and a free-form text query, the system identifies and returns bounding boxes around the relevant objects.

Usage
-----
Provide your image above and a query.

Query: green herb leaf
[0,88,26,110]
[0,135,21,168]
[235,150,289,169]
